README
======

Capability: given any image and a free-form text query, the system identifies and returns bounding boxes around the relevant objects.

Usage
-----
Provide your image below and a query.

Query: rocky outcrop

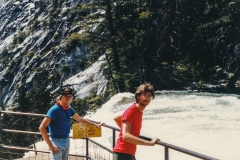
[0,0,107,106]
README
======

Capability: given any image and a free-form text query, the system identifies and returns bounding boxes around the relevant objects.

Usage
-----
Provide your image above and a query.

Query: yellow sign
[72,123,101,139]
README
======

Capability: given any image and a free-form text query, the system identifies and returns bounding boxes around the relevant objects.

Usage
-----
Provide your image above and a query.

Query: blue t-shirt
[46,104,76,138]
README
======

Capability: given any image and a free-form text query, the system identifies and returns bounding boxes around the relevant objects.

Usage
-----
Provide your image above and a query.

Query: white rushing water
[85,91,240,160]
[33,91,240,160]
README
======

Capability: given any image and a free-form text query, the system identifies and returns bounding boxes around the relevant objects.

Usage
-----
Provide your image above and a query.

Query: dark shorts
[113,152,136,160]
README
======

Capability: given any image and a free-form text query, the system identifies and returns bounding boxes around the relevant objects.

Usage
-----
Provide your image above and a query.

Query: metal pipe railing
[89,119,219,160]
[88,138,113,153]
[0,145,87,158]
[138,134,218,160]
[1,128,42,135]
[159,142,217,160]
[0,111,45,117]
[0,111,219,160]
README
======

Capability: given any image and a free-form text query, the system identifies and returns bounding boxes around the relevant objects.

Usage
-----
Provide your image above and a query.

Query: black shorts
[113,152,136,160]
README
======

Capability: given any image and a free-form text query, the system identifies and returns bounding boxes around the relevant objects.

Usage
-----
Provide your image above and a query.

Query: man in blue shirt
[39,86,103,160]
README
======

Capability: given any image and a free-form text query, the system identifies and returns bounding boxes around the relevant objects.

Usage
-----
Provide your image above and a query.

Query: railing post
[86,138,89,160]
[165,147,169,160]
[112,129,115,149]
[34,144,37,155]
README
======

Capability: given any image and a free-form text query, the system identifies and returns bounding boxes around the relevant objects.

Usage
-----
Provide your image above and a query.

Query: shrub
[61,64,70,72]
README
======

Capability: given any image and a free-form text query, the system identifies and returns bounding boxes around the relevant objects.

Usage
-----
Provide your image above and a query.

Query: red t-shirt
[113,103,143,155]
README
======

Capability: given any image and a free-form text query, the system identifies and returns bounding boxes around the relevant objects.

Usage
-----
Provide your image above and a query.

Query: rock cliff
[0,0,107,106]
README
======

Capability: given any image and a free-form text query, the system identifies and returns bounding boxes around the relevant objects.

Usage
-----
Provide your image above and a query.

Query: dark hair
[135,83,155,102]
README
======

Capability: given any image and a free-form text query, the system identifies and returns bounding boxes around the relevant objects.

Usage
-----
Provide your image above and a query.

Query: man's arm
[39,117,60,154]
[122,121,159,146]
[113,114,122,128]
[72,113,103,129]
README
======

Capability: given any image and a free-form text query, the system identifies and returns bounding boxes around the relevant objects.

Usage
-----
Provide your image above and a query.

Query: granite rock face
[0,0,107,106]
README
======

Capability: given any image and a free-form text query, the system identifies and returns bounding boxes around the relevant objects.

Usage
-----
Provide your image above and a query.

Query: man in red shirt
[113,83,160,160]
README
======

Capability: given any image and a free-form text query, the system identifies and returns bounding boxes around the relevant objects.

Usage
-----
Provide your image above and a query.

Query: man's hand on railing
[95,122,105,130]
[150,137,160,146]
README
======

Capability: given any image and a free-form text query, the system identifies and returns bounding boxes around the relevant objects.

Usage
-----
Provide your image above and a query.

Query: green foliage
[172,61,199,87]
[71,98,88,117]
[17,31,27,44]
[65,93,108,128]
[0,48,8,57]
[13,31,27,45]
[0,48,9,67]
[32,19,39,31]
[4,69,14,80]
[77,54,101,71]
[65,32,83,52]
[139,11,151,19]
[42,19,49,29]
[39,0,49,12]
[76,58,87,69]
[62,8,70,17]
[72,93,107,115]
[51,8,61,18]
[75,4,93,18]
[47,7,62,28]
[48,16,55,27]
[61,64,70,72]
[0,125,33,157]
[51,46,58,51]
[26,50,36,59]
[0,70,53,159]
